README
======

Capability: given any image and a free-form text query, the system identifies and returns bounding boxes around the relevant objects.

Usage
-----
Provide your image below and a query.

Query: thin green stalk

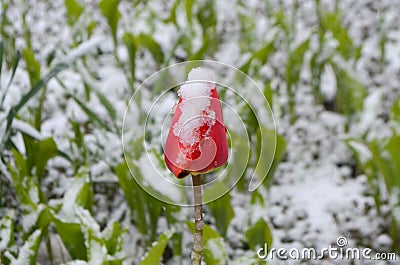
[191,174,203,265]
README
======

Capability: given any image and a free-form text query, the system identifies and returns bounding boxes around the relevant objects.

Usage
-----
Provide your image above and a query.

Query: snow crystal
[173,67,216,147]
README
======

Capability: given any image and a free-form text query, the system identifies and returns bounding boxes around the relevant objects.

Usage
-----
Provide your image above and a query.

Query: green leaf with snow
[392,98,400,125]
[137,34,164,64]
[225,131,250,191]
[204,182,234,237]
[245,218,273,250]
[65,0,84,26]
[122,32,137,84]
[4,229,42,265]
[115,162,149,236]
[332,65,367,119]
[86,230,107,264]
[138,230,174,265]
[99,0,120,45]
[68,93,113,132]
[196,0,217,33]
[22,48,40,87]
[240,40,275,73]
[255,126,286,188]
[23,136,58,182]
[230,255,260,265]
[53,217,87,260]
[103,221,124,256]
[321,11,360,60]
[187,222,227,264]
[8,149,37,209]
[74,167,93,211]
[0,212,14,250]
[286,39,310,123]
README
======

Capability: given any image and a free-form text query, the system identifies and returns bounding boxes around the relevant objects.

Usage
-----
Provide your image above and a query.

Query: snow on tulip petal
[164,67,228,179]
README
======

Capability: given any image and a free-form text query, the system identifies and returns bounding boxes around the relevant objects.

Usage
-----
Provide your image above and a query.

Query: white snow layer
[173,67,216,147]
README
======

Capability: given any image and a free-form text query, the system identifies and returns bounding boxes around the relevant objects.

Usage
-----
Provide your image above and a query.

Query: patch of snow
[346,140,372,165]
[173,67,216,147]
[320,64,337,101]
[8,229,41,265]
[352,90,382,137]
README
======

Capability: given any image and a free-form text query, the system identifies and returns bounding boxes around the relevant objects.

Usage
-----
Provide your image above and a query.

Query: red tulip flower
[164,67,228,179]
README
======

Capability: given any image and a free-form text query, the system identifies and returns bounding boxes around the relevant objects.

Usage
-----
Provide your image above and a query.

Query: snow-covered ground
[1,0,400,264]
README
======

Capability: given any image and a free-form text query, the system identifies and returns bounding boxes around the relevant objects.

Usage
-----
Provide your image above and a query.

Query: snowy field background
[0,0,400,264]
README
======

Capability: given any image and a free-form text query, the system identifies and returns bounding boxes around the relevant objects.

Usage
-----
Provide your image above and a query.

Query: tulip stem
[191,174,204,265]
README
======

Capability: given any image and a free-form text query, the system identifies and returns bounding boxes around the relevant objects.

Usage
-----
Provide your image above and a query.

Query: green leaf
[73,166,93,210]
[4,62,68,150]
[99,0,120,45]
[53,217,87,260]
[186,222,220,240]
[122,32,137,84]
[65,0,84,25]
[0,41,3,78]
[196,0,217,33]
[204,182,234,237]
[332,65,367,118]
[5,229,42,265]
[224,131,250,191]
[391,97,400,124]
[255,126,286,188]
[387,134,400,187]
[115,161,163,243]
[186,222,227,265]
[138,230,174,265]
[22,48,41,87]
[286,39,310,123]
[103,222,123,255]
[166,0,179,26]
[230,255,260,265]
[204,237,227,265]
[0,211,15,249]
[345,139,381,210]
[253,41,275,65]
[137,33,164,64]
[321,11,359,60]
[114,162,148,235]
[23,136,58,182]
[245,218,273,250]
[8,149,37,209]
[185,0,194,25]
[286,39,310,86]
[0,49,21,108]
[68,93,113,132]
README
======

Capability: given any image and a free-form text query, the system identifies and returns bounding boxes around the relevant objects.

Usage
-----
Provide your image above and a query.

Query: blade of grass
[0,41,3,79]
[67,93,113,132]
[0,50,21,108]
[6,62,67,126]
